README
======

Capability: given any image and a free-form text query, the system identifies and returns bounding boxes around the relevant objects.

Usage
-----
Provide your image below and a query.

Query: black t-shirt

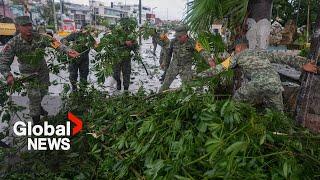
[247,0,273,21]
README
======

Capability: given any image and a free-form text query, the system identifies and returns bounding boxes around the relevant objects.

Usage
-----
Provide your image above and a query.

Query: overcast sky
[68,0,187,20]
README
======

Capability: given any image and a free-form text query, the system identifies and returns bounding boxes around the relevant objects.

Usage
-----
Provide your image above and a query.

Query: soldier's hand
[303,60,318,74]
[160,63,165,70]
[125,41,133,47]
[208,58,216,68]
[6,74,14,86]
[68,50,80,59]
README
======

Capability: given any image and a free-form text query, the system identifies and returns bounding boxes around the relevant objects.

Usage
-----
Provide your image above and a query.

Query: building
[113,3,151,25]
[146,13,155,24]
[89,0,128,25]
[63,1,91,29]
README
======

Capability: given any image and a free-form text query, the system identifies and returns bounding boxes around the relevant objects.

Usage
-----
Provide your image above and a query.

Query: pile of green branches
[2,84,319,179]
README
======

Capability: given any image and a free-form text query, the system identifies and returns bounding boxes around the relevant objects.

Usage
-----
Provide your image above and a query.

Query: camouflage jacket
[0,32,70,78]
[168,37,211,66]
[212,50,308,91]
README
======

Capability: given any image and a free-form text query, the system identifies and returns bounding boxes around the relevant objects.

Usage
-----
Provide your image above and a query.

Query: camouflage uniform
[159,26,210,92]
[63,31,95,90]
[151,29,158,54]
[0,17,71,118]
[113,19,138,91]
[157,33,171,81]
[210,50,308,111]
[113,58,131,90]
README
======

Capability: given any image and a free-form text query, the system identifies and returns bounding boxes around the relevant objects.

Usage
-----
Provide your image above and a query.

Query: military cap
[175,25,188,36]
[15,16,32,25]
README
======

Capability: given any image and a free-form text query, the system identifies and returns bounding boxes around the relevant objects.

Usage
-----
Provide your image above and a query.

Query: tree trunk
[245,0,273,50]
[296,3,320,133]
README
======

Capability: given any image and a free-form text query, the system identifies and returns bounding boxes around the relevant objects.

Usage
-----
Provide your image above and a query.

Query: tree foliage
[1,84,320,179]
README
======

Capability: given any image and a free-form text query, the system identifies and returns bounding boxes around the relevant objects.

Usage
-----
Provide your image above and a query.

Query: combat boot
[117,82,122,90]
[71,84,78,92]
[32,115,41,125]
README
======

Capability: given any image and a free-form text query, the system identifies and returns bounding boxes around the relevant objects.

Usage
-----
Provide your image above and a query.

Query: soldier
[113,18,138,91]
[157,29,171,82]
[151,28,158,55]
[204,37,317,112]
[0,16,79,124]
[159,25,213,92]
[62,24,96,91]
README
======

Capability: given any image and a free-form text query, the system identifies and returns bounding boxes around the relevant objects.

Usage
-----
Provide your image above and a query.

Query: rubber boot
[117,81,122,90]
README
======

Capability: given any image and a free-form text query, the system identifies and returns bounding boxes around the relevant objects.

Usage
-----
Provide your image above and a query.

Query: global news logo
[13,112,83,151]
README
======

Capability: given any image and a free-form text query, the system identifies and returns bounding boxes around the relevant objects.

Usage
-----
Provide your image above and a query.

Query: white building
[89,0,128,25]
[63,2,91,29]
[113,3,151,25]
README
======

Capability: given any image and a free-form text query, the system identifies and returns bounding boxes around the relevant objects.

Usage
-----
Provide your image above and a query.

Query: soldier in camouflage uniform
[151,28,158,55]
[157,30,171,82]
[62,24,96,91]
[113,18,138,91]
[159,25,212,92]
[205,37,315,112]
[0,16,79,123]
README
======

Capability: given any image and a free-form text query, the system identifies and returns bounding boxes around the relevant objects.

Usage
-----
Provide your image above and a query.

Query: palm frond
[185,0,249,33]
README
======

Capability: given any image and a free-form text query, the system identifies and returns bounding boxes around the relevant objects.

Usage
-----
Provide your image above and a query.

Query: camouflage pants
[159,60,193,92]
[68,53,89,89]
[26,82,48,117]
[113,59,131,90]
[159,48,170,81]
[153,41,157,54]
[233,81,284,112]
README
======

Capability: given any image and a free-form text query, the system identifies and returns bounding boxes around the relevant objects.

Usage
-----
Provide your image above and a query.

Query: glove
[160,34,168,41]
[195,41,204,52]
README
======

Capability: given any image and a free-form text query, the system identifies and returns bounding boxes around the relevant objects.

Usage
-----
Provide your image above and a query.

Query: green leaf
[260,132,266,145]
[225,141,248,156]
[283,161,289,178]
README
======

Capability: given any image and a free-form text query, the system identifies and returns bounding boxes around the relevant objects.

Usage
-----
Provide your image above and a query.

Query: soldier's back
[236,50,283,91]
[171,38,194,64]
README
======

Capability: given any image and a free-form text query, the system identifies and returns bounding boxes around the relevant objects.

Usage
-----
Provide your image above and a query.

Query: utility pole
[1,0,5,17]
[53,0,58,32]
[306,0,310,43]
[60,0,64,25]
[139,0,142,44]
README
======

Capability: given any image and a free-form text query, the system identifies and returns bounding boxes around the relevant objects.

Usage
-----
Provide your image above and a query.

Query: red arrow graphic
[68,112,83,136]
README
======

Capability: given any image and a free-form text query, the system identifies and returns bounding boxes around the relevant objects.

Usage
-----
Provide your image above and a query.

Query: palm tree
[185,0,273,50]
[185,0,249,32]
